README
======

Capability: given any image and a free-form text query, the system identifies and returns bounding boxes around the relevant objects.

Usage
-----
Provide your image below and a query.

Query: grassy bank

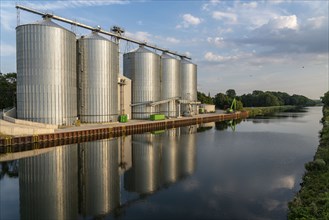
[243,105,296,117]
[288,107,329,219]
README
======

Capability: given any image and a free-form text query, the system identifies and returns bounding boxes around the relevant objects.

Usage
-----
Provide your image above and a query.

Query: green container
[150,114,165,121]
[119,114,128,123]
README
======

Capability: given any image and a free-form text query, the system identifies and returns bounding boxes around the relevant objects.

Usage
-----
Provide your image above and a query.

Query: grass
[243,105,296,117]
[288,107,329,219]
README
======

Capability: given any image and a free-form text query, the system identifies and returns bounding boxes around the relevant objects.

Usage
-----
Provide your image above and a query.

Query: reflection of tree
[0,161,19,179]
[215,119,243,131]
[197,126,212,133]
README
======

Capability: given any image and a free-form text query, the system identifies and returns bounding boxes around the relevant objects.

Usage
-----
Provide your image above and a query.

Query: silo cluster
[16,18,118,125]
[123,46,198,119]
[16,17,198,124]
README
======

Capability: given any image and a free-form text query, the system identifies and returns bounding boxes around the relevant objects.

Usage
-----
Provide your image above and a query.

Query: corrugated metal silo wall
[78,139,120,217]
[78,34,119,123]
[123,47,161,119]
[16,19,77,125]
[19,145,78,220]
[160,54,180,117]
[180,60,198,115]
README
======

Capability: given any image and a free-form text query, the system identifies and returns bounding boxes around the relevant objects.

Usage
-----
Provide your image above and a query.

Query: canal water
[0,107,322,219]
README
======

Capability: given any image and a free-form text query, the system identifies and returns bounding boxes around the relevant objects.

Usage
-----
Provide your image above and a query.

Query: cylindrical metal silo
[160,53,180,117]
[123,46,160,119]
[180,59,197,116]
[16,18,77,125]
[78,32,119,123]
[78,139,120,216]
[124,133,161,194]
[19,145,78,220]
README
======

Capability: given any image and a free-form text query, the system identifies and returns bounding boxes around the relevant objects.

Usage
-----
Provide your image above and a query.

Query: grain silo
[16,18,77,125]
[160,53,180,117]
[78,139,120,216]
[78,32,119,123]
[180,58,197,115]
[124,133,161,194]
[123,46,160,119]
[19,145,78,220]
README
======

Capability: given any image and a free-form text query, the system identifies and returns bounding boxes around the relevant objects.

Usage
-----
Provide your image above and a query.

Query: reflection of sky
[0,177,19,220]
[239,107,322,140]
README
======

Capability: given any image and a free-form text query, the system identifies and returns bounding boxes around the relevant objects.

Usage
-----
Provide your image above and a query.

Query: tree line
[0,72,318,110]
[0,72,16,110]
[198,89,317,110]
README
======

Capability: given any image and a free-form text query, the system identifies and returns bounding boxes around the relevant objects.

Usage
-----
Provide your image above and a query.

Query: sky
[0,0,328,99]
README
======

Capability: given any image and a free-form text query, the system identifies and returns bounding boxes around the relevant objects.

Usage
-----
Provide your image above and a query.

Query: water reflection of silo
[124,133,161,194]
[161,128,180,185]
[179,125,197,177]
[78,139,119,217]
[19,145,78,220]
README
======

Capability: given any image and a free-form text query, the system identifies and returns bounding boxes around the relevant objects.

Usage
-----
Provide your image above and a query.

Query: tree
[197,91,214,104]
[226,89,236,98]
[0,73,17,109]
[321,91,329,107]
[214,93,230,109]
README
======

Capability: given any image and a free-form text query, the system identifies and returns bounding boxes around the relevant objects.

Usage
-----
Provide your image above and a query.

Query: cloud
[176,13,202,28]
[234,14,328,55]
[125,31,152,43]
[266,15,298,30]
[212,11,237,23]
[307,16,327,29]
[207,37,225,47]
[166,37,180,44]
[241,1,258,9]
[204,52,237,63]
[202,0,221,11]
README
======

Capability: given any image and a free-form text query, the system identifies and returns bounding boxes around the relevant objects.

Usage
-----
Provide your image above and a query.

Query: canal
[0,107,322,219]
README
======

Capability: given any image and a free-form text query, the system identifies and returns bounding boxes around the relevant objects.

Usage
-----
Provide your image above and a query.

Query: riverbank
[288,107,329,218]
[0,111,248,148]
[244,105,297,117]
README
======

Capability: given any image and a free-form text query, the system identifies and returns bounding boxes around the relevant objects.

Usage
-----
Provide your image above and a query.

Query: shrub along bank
[288,94,329,219]
[243,105,297,117]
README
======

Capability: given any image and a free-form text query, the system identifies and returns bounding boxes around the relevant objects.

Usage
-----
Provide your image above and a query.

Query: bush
[321,91,329,107]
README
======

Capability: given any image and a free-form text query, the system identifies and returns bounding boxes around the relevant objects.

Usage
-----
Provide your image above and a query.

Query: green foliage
[288,104,329,219]
[197,91,214,104]
[321,91,329,107]
[226,89,236,98]
[212,89,314,110]
[240,90,315,107]
[0,72,17,109]
[213,93,230,109]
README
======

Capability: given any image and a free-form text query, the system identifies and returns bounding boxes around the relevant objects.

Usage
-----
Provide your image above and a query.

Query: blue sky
[1,0,328,99]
